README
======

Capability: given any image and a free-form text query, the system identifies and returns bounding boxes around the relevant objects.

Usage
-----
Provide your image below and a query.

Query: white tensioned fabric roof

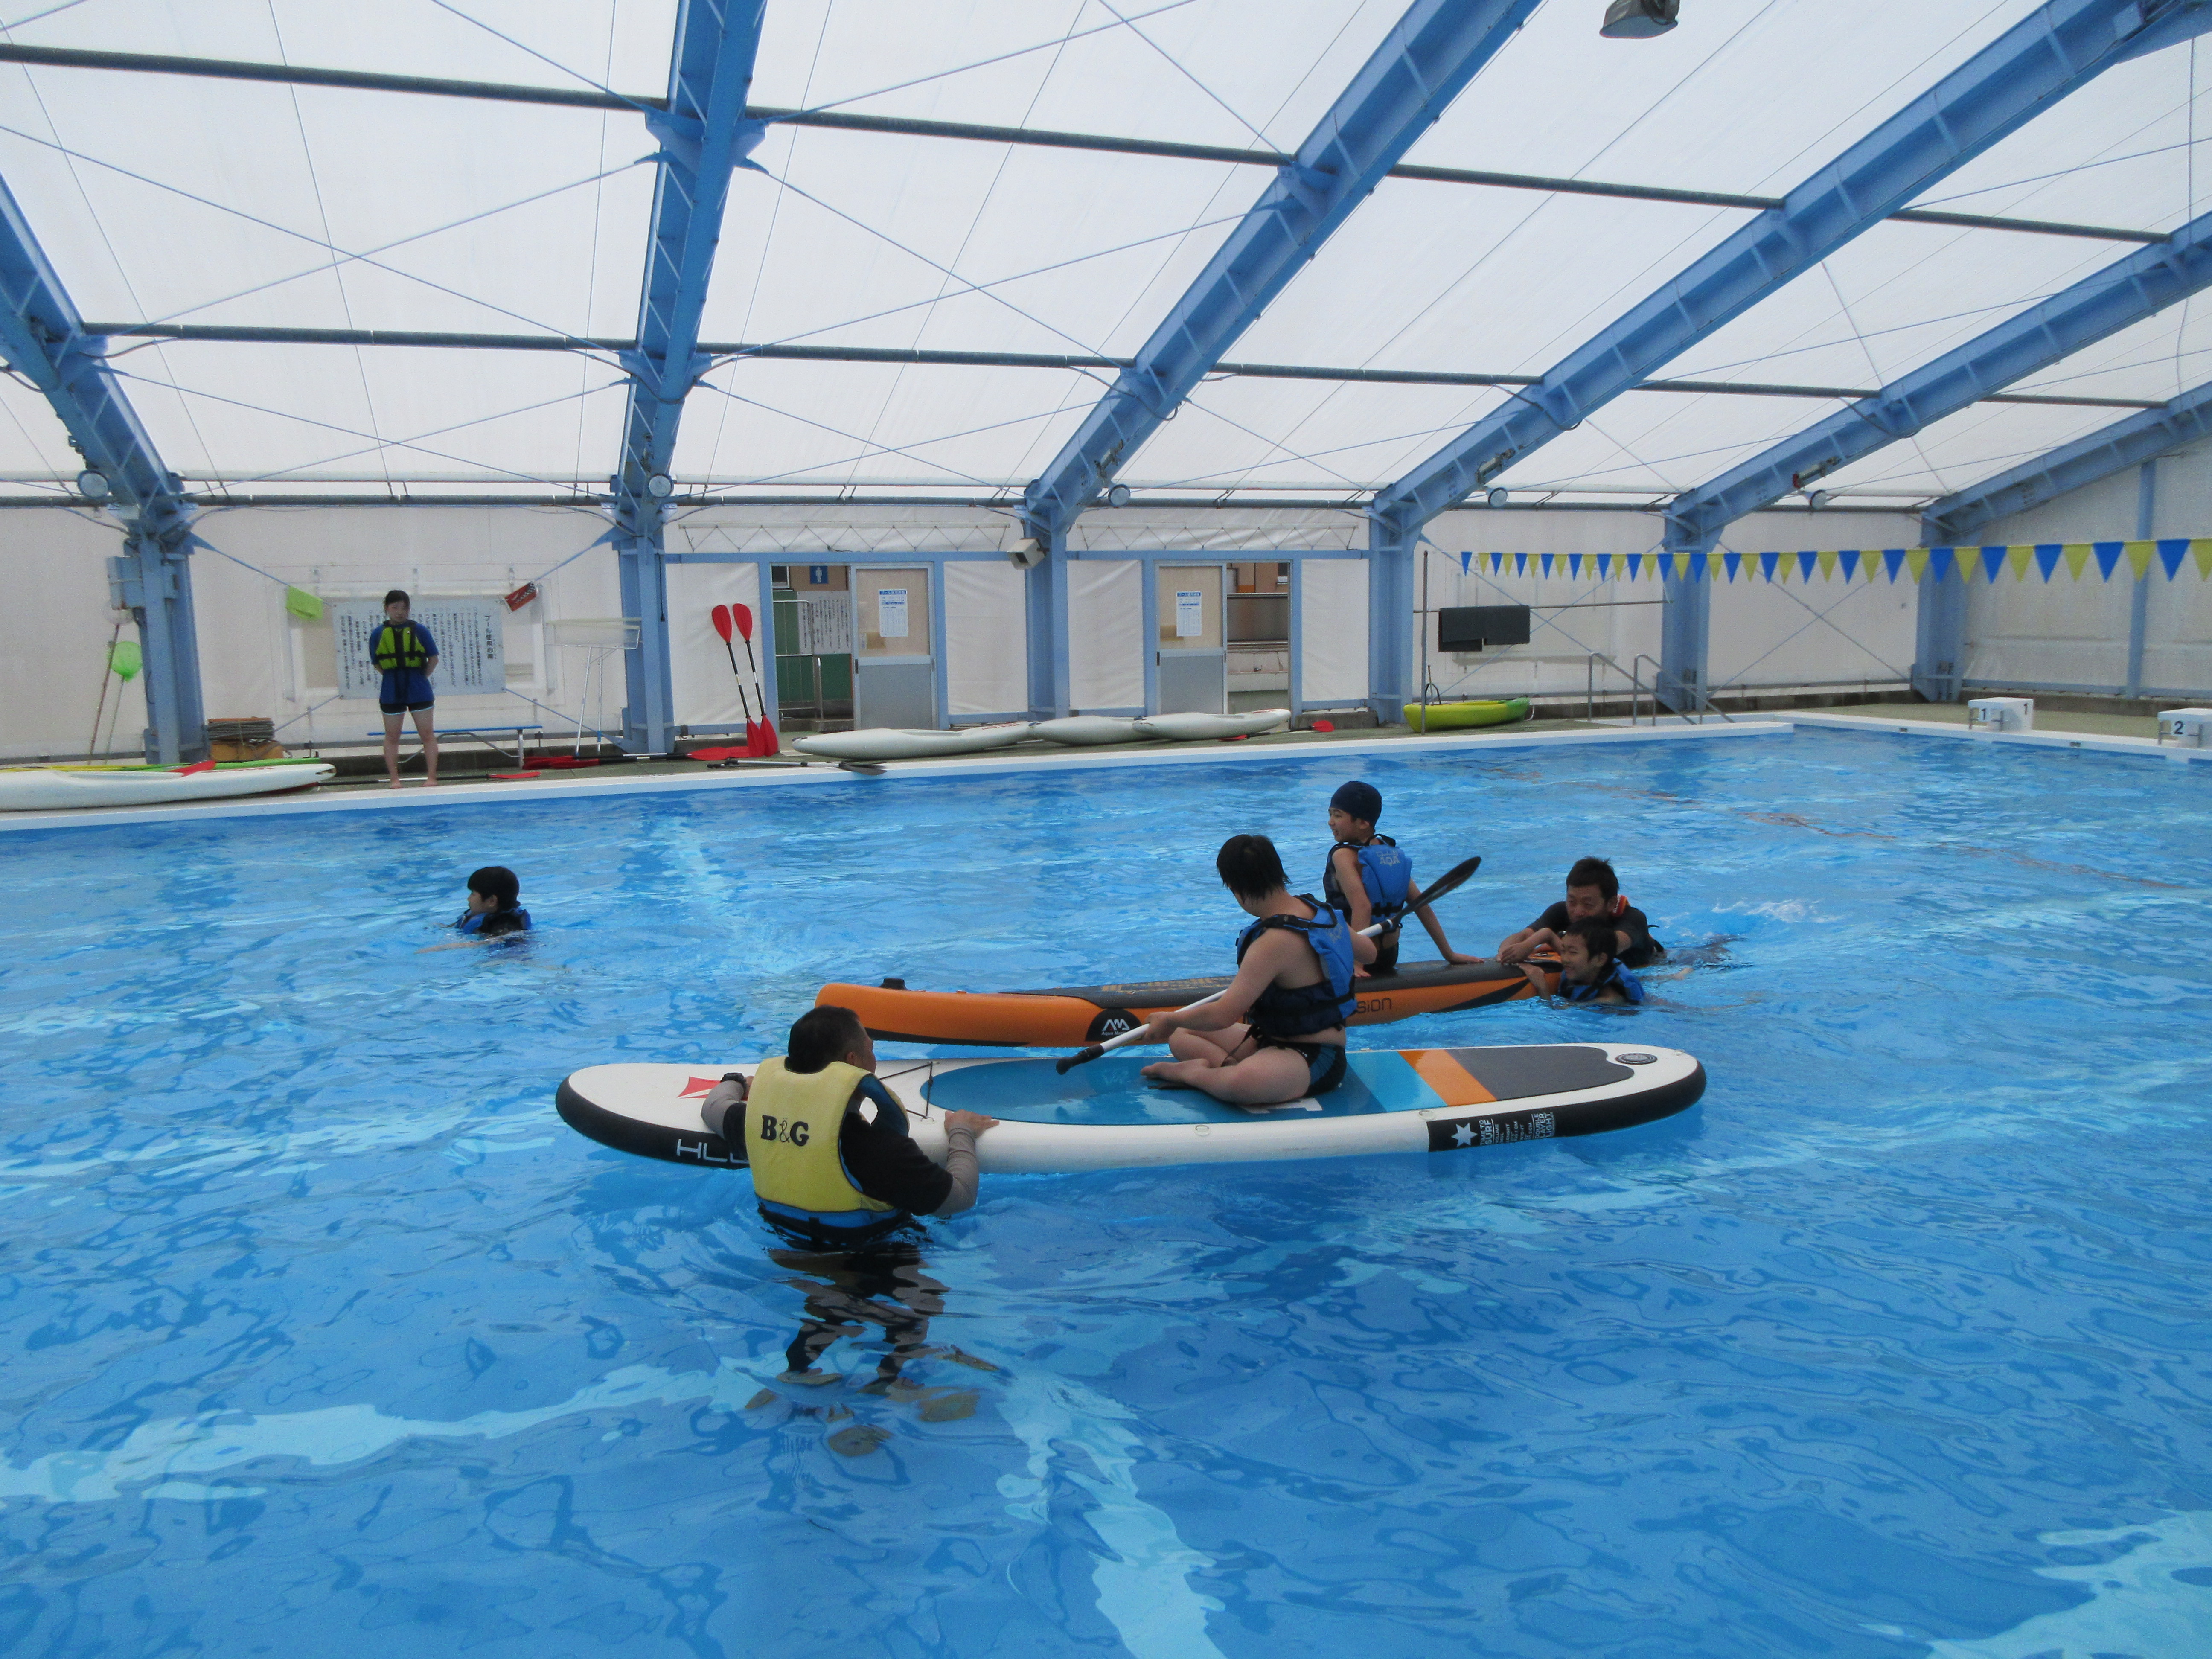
[0,0,2205,515]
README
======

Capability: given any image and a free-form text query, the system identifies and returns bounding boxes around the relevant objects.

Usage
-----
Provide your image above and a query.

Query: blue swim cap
[1330,780,1382,824]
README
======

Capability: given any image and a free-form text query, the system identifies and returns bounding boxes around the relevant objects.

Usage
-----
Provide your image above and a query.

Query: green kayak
[1404,697,1531,733]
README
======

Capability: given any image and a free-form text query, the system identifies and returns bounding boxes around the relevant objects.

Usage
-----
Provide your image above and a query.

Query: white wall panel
[943,561,1027,717]
[1068,560,1142,712]
[0,512,145,760]
[1299,559,1367,704]
[667,562,759,730]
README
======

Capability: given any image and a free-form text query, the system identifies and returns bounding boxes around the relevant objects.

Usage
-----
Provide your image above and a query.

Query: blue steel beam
[1371,0,2212,543]
[1664,206,2212,555]
[0,172,203,761]
[613,0,767,754]
[1920,378,2212,544]
[1019,0,1542,552]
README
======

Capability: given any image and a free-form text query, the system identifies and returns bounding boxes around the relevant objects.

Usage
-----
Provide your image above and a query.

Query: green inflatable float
[1404,697,1531,733]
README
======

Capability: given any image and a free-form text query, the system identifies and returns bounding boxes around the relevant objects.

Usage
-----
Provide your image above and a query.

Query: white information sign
[878,587,910,639]
[795,594,853,656]
[1174,589,1204,639]
[332,597,506,699]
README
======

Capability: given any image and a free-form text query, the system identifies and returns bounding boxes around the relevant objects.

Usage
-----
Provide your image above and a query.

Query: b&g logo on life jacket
[755,1114,811,1145]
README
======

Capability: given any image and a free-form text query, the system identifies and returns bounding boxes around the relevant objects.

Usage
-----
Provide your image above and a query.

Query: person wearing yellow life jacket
[371,588,439,789]
[699,1005,995,1253]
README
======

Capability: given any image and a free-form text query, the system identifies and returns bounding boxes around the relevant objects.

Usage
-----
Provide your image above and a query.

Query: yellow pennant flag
[1817,549,1837,580]
[2126,540,2156,579]
[1904,547,1930,582]
[2062,544,2092,581]
[2194,539,2212,579]
[2008,544,2034,581]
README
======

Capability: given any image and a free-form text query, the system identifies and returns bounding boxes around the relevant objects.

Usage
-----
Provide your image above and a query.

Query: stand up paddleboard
[820,957,1563,1048]
[556,1043,1703,1175]
[0,762,337,811]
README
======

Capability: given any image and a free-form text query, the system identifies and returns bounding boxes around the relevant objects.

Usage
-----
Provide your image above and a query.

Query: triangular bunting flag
[1540,553,1554,578]
[1797,550,1819,582]
[1459,550,1472,573]
[1626,553,1644,581]
[2033,544,2063,582]
[1759,550,1781,582]
[1490,551,1504,574]
[2007,545,2034,582]
[2092,542,2124,580]
[2195,540,2212,579]
[1595,553,1613,580]
[1906,547,1931,582]
[1722,551,1742,582]
[1817,550,1838,580]
[2158,538,2190,579]
[1837,550,1861,582]
[2125,541,2154,579]
[1883,549,1908,583]
[2062,544,2091,581]
[1568,553,1583,579]
[1514,552,1528,577]
[1980,545,2008,582]
[1657,552,1678,580]
[1688,552,1710,582]
[1922,547,1948,582]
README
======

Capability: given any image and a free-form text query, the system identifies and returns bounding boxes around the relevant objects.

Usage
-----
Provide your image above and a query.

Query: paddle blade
[758,716,778,756]
[710,604,733,642]
[731,602,753,642]
[1055,1045,1104,1075]
[175,759,217,775]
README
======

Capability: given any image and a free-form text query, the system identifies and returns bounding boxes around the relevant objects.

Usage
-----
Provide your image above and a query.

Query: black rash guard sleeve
[838,1077,953,1215]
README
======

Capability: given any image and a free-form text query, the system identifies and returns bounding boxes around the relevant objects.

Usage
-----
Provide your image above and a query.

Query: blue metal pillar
[1373,0,2212,536]
[0,173,203,761]
[1657,573,1711,714]
[611,0,767,753]
[2127,459,2156,697]
[1024,538,1071,719]
[1366,518,1418,722]
[1911,551,1967,704]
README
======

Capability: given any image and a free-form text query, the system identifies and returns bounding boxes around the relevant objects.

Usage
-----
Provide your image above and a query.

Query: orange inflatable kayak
[818,958,1563,1048]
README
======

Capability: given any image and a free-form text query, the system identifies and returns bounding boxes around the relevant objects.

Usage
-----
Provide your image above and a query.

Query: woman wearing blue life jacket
[1321,780,1483,976]
[1138,833,1377,1107]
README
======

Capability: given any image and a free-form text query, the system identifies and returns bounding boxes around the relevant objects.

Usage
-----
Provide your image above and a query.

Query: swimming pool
[2,727,2208,1658]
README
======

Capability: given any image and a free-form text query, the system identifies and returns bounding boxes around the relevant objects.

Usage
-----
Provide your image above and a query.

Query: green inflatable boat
[1404,697,1531,733]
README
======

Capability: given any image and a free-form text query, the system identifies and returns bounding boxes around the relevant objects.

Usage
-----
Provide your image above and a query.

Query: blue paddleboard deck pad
[555,1044,1705,1175]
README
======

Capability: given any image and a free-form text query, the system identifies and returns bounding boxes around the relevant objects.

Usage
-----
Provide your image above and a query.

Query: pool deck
[4,703,2203,832]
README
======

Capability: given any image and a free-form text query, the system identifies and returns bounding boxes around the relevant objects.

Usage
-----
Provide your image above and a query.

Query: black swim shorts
[1254,1034,1348,1098]
[379,699,434,716]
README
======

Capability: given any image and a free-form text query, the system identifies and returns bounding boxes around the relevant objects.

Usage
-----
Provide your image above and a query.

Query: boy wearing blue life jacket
[372,589,439,789]
[456,865,531,938]
[1141,834,1377,1107]
[1533,916,1646,1006]
[1322,780,1481,977]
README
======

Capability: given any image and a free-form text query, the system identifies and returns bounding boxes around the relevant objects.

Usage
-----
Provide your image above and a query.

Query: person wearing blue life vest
[1139,834,1377,1107]
[1529,915,1646,1006]
[371,589,439,789]
[1322,780,1482,977]
[455,865,531,939]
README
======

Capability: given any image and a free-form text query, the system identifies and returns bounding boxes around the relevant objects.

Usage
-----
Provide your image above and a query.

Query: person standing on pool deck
[699,1005,996,1253]
[1140,834,1376,1108]
[371,589,439,789]
[1321,780,1483,978]
[1496,855,1664,968]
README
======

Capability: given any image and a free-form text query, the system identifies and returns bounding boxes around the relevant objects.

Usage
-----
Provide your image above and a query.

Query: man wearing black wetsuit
[1496,855,1664,969]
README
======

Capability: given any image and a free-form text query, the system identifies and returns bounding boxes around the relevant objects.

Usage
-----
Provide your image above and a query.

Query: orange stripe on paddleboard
[1400,1049,1497,1108]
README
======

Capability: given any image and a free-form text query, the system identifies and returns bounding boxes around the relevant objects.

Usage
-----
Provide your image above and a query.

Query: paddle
[1055,855,1483,1074]
[710,605,765,754]
[731,603,778,756]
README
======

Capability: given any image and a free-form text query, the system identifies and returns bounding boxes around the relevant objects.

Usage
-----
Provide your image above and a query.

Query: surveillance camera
[1007,538,1048,570]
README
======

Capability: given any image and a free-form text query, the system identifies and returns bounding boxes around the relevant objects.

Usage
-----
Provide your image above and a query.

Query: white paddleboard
[556,1045,1705,1175]
[792,723,1031,763]
[0,763,337,811]
[1134,709,1292,741]
[1030,716,1149,746]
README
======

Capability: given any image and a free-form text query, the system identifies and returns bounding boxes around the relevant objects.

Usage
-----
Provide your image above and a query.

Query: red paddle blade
[710,604,733,642]
[176,759,217,775]
[758,716,778,756]
[731,602,753,641]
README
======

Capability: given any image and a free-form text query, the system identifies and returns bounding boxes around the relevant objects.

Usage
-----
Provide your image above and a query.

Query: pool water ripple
[0,728,2209,1656]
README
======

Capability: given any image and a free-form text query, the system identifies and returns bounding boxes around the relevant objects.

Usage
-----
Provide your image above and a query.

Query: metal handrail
[1586,652,1653,725]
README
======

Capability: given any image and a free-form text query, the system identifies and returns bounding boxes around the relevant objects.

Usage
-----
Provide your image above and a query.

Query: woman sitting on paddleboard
[1140,834,1376,1108]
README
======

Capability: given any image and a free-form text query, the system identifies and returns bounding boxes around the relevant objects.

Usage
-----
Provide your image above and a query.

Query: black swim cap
[1330,780,1382,825]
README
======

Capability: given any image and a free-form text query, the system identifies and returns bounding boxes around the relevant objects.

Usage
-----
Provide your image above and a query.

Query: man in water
[1496,855,1664,969]
[1139,833,1377,1107]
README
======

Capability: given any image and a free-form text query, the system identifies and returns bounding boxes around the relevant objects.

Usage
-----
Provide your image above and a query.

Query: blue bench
[367,724,543,767]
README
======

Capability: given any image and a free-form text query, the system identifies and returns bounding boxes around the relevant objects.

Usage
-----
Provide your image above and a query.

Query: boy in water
[1140,834,1376,1108]
[1322,780,1482,977]
[1522,915,1646,1005]
[457,865,531,938]
[1496,855,1663,968]
[372,589,439,789]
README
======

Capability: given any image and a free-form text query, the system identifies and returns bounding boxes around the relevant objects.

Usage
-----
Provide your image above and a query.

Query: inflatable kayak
[1133,708,1291,740]
[1405,697,1531,733]
[0,762,337,811]
[821,957,1560,1047]
[792,722,1031,763]
[1030,715,1151,745]
[556,1043,1703,1174]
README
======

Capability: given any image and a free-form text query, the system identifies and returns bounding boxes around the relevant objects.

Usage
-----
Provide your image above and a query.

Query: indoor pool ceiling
[0,0,2209,509]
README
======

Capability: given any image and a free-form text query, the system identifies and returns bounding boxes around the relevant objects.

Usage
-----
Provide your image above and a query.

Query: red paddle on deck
[710,605,765,754]
[731,602,777,756]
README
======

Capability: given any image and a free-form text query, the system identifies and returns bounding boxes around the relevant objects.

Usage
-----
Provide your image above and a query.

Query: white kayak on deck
[1029,715,1150,746]
[792,722,1031,763]
[1134,708,1292,741]
[555,1044,1705,1175]
[0,762,337,811]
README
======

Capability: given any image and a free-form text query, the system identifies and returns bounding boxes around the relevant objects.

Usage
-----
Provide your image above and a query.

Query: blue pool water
[2,728,2210,1658]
